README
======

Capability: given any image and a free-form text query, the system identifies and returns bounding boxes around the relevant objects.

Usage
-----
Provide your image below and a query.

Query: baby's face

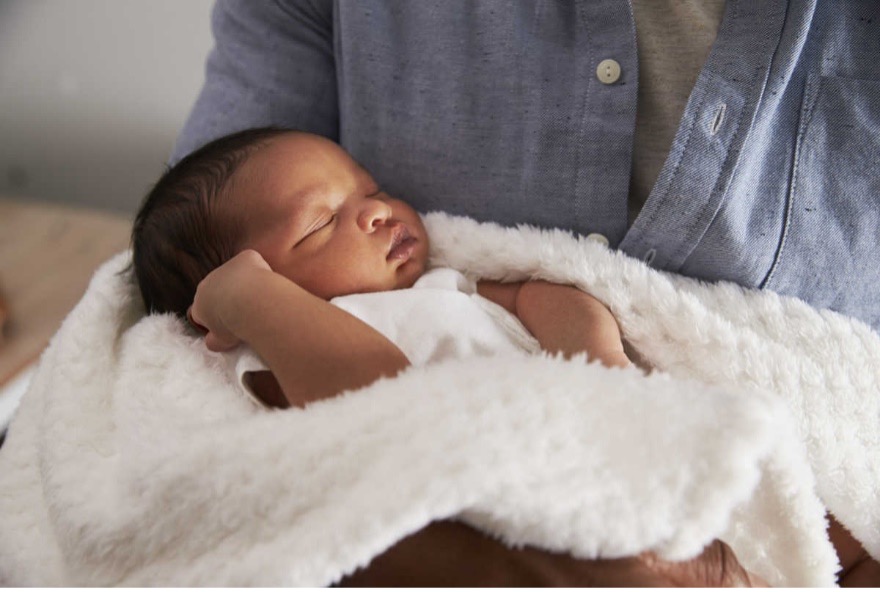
[232,132,429,299]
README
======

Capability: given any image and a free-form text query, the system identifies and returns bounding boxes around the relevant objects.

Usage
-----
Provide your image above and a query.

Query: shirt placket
[619,0,790,271]
[570,0,639,245]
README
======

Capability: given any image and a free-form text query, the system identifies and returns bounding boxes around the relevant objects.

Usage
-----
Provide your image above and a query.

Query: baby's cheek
[295,270,343,300]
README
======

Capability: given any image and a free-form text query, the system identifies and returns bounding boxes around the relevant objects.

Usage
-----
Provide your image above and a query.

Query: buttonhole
[644,248,657,265]
[710,103,727,136]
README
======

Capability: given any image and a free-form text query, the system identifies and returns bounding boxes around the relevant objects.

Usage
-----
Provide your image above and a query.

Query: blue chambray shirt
[172,0,880,330]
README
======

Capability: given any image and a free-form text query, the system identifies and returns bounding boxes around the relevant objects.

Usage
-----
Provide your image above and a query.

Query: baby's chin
[394,259,427,291]
[329,265,425,298]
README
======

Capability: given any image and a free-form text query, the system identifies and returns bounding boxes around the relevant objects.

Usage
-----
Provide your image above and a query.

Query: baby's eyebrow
[351,165,379,192]
[286,184,323,205]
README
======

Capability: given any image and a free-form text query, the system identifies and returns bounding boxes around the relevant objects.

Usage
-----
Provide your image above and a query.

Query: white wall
[0,0,214,214]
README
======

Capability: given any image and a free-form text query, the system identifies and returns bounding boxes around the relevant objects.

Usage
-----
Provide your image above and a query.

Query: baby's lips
[186,308,209,334]
[387,222,412,255]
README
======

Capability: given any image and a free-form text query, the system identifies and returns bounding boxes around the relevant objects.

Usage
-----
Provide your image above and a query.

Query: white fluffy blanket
[0,213,878,586]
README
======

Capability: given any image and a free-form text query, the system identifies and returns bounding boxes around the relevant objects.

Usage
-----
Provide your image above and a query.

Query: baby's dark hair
[132,127,291,316]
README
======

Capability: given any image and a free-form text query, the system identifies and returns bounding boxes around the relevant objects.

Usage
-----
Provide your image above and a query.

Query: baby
[132,129,878,582]
[132,128,630,409]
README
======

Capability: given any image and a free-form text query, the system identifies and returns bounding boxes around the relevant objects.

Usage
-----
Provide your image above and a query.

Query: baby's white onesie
[231,267,539,405]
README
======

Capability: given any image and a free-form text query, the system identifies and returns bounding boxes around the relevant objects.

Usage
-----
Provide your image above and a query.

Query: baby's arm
[189,250,410,408]
[478,280,630,368]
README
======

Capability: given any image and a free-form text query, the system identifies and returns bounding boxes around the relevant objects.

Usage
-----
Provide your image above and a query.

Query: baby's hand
[188,249,273,352]
[514,281,631,368]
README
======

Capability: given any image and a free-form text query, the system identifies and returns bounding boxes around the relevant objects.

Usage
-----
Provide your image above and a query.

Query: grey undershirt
[629,0,726,224]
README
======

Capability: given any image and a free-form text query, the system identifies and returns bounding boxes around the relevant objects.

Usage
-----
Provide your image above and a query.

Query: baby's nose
[358,199,392,231]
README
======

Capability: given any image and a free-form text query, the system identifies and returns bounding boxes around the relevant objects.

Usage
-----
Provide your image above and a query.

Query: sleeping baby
[130,128,878,583]
[131,128,631,409]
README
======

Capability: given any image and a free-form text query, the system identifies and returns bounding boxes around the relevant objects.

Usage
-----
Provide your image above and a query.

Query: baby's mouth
[387,224,417,261]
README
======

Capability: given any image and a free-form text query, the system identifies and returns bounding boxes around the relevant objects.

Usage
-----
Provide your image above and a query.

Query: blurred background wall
[0,0,214,214]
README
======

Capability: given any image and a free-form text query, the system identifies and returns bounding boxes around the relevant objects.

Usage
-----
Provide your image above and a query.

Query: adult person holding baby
[171,0,880,586]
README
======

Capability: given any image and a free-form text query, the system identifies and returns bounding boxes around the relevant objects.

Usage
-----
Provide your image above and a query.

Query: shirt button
[586,233,610,247]
[596,59,621,84]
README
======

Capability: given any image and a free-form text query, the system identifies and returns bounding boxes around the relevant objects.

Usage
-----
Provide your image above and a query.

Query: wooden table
[0,198,132,387]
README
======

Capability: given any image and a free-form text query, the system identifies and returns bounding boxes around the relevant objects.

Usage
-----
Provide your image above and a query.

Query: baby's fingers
[186,307,208,333]
[188,306,238,350]
[204,330,241,352]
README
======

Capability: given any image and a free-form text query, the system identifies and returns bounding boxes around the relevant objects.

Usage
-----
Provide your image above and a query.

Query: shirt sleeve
[224,346,270,408]
[170,0,339,163]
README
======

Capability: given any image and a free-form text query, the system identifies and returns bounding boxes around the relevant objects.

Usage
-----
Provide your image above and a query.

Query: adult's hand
[339,520,764,587]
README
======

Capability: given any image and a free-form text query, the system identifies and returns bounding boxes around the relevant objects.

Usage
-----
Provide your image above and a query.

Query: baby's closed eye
[296,214,337,247]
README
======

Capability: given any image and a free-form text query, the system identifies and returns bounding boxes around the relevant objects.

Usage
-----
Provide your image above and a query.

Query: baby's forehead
[253,133,362,175]
[226,132,378,225]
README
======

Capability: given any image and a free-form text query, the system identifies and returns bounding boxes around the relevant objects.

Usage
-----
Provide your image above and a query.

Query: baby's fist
[189,249,273,351]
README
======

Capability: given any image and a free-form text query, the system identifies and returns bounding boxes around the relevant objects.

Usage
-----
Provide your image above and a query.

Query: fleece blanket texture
[0,213,877,586]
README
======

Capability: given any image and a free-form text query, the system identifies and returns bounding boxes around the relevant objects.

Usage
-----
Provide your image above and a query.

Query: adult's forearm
[339,521,761,587]
[170,0,338,163]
